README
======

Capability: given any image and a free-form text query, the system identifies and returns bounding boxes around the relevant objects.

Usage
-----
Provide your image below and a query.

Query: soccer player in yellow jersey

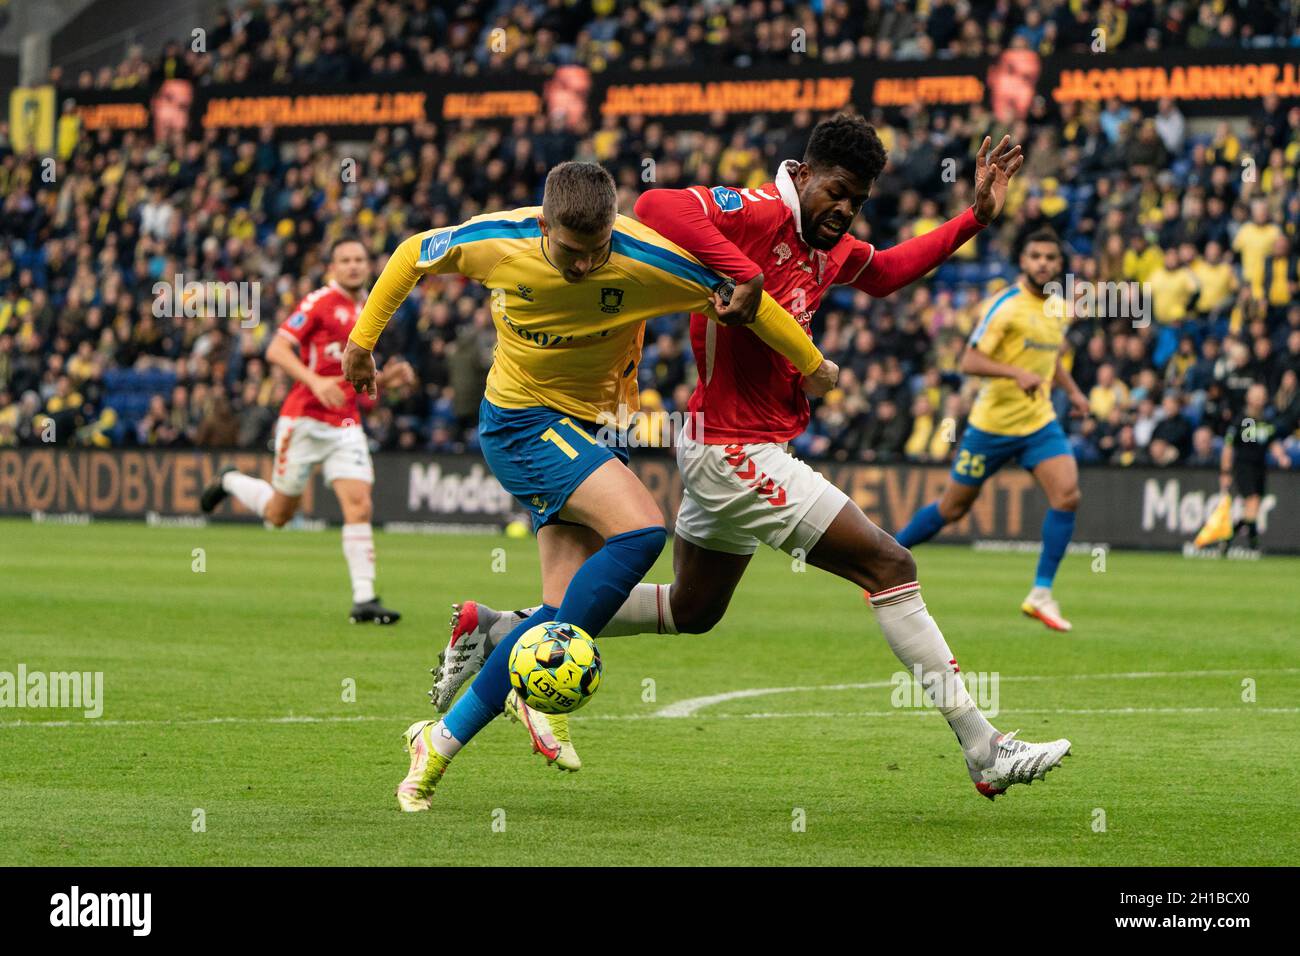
[339,162,837,811]
[895,229,1090,631]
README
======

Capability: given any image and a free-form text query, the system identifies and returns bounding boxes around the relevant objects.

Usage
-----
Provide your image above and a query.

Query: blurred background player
[438,118,1073,800]
[1218,382,1291,553]
[200,237,415,624]
[894,229,1089,631]
[339,161,835,811]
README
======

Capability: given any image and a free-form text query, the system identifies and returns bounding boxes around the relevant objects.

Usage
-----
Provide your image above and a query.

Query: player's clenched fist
[1013,368,1044,396]
[803,358,839,397]
[711,274,764,326]
[342,340,378,399]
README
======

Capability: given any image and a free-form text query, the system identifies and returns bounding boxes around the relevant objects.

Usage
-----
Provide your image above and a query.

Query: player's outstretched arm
[846,211,984,298]
[344,235,426,398]
[845,134,1023,299]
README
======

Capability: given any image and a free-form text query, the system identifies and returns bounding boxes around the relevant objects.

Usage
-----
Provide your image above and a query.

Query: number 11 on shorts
[540,417,599,460]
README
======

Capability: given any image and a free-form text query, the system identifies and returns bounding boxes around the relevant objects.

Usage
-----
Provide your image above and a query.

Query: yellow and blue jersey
[966,281,1068,437]
[350,207,821,424]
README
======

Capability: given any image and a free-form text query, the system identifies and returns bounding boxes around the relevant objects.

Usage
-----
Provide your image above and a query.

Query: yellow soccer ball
[507,621,602,714]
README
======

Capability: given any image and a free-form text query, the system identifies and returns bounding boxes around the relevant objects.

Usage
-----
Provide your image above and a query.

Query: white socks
[604,583,676,636]
[221,470,273,518]
[342,523,376,604]
[428,719,463,758]
[868,582,998,764]
[501,584,675,642]
[222,470,378,605]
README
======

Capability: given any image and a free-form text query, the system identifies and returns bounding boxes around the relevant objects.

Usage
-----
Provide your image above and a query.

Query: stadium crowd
[46,0,1300,89]
[1,0,1298,471]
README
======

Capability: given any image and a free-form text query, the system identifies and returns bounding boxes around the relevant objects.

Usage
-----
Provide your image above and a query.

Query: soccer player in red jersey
[201,237,415,624]
[439,115,1073,799]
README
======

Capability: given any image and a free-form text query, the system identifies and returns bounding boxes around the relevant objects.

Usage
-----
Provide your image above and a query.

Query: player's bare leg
[806,501,1071,799]
[894,479,981,549]
[334,478,399,625]
[1022,454,1081,632]
[262,491,300,527]
[936,480,982,525]
[663,536,752,633]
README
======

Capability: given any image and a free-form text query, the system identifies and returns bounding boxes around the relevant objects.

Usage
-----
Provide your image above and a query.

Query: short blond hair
[542,162,617,235]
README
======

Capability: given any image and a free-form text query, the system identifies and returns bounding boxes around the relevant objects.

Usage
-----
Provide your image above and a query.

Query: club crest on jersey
[772,242,792,265]
[517,284,534,301]
[599,288,624,314]
[420,230,452,264]
[711,187,743,212]
[334,306,351,321]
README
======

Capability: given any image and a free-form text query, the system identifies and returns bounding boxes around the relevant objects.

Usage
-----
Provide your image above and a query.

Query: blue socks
[896,502,946,548]
[555,526,667,634]
[1035,508,1076,589]
[444,524,667,746]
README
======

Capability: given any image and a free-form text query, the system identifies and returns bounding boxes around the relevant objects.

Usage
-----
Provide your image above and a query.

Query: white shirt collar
[774,160,805,241]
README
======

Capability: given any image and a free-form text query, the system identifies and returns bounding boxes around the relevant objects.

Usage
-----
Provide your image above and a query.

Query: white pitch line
[3,705,1298,731]
[652,667,1300,718]
[2,669,1296,730]
[0,714,391,730]
[584,706,1300,721]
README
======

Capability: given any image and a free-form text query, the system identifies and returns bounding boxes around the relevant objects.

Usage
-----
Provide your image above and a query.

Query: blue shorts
[951,420,1072,486]
[478,399,629,531]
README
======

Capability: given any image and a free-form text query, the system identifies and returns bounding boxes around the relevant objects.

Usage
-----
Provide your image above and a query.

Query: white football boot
[1021,587,1072,632]
[429,602,528,711]
[970,730,1072,800]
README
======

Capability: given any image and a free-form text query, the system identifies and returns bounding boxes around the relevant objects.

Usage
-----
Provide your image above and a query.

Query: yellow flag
[1194,495,1233,548]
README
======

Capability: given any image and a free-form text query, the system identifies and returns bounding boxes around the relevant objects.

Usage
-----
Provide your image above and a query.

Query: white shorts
[674,434,849,556]
[271,416,373,497]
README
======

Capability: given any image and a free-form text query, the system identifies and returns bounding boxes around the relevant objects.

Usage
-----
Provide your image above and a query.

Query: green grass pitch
[1,517,1296,866]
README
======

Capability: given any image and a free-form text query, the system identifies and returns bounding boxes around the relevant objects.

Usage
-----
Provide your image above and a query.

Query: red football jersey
[276,282,365,427]
[635,161,983,444]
